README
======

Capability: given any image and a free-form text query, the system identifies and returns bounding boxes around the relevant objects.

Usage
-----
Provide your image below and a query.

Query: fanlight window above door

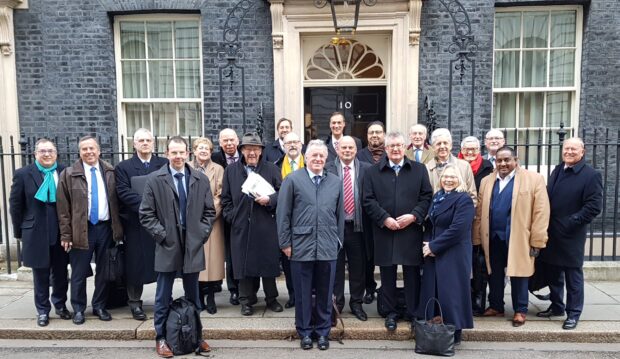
[305,39,385,80]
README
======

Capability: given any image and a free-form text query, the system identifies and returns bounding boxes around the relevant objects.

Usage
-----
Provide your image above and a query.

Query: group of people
[8,112,602,357]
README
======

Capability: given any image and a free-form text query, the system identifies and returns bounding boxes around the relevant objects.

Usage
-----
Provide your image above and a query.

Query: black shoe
[205,293,217,315]
[93,308,112,321]
[285,297,295,309]
[300,336,313,350]
[351,305,368,321]
[72,311,85,325]
[55,307,72,320]
[363,291,376,304]
[536,307,565,318]
[267,300,284,313]
[37,314,49,327]
[131,307,147,321]
[229,291,240,306]
[562,318,578,330]
[241,304,254,316]
[317,336,330,350]
[385,315,398,331]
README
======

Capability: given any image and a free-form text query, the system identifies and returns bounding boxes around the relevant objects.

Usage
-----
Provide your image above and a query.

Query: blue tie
[415,149,422,162]
[313,175,321,189]
[392,165,401,176]
[174,172,187,228]
[89,167,99,225]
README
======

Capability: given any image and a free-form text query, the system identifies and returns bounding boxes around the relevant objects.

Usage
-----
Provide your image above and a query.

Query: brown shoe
[482,308,505,317]
[156,339,173,358]
[512,312,526,327]
[198,339,211,353]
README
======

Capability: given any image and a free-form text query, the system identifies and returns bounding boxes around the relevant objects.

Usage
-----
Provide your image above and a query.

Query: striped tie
[343,166,355,216]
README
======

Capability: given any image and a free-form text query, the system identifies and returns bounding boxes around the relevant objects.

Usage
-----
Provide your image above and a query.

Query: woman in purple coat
[419,165,475,345]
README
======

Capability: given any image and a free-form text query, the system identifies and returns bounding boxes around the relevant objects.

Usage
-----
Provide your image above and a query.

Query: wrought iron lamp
[314,0,377,45]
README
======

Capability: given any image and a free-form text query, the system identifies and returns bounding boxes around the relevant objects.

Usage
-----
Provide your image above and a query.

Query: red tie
[343,166,355,216]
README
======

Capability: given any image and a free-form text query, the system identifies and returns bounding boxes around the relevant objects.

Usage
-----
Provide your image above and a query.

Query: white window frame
[113,14,204,151]
[492,5,583,168]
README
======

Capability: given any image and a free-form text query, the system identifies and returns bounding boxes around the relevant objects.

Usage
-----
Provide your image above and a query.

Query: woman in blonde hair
[418,165,475,346]
[192,137,225,314]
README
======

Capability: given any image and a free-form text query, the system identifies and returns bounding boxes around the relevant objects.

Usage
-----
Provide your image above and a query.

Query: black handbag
[101,242,125,283]
[414,297,456,357]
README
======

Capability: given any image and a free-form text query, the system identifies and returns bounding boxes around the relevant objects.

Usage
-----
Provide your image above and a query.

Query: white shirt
[83,162,110,221]
[496,169,516,193]
[170,165,188,196]
[331,135,342,151]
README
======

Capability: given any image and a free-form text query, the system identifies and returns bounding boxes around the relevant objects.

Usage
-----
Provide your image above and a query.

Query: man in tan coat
[473,146,550,327]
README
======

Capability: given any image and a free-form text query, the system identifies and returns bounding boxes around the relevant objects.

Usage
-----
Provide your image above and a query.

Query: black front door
[304,86,386,147]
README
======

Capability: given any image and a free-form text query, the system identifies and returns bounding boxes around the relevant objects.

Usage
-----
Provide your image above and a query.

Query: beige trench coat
[193,160,226,282]
[473,167,550,277]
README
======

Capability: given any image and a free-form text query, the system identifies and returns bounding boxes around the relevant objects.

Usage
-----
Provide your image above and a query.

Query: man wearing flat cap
[221,132,284,316]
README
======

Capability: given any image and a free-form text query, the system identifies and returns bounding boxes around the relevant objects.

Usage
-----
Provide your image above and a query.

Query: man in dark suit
[363,131,433,331]
[263,117,292,164]
[537,137,603,330]
[326,136,371,321]
[9,139,71,327]
[139,136,215,357]
[115,128,168,321]
[57,136,124,325]
[324,112,362,163]
[211,128,241,305]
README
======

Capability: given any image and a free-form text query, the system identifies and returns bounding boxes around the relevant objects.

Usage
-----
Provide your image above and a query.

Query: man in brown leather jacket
[56,136,123,325]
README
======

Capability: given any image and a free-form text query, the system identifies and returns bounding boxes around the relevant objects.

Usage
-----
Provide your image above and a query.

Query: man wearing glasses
[10,139,71,327]
[484,129,506,168]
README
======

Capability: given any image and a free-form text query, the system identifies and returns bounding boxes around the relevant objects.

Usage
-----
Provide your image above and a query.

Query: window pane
[494,51,519,88]
[179,103,201,136]
[549,49,575,87]
[175,21,200,59]
[125,103,151,136]
[516,129,541,166]
[551,11,576,47]
[519,92,544,128]
[522,50,547,87]
[120,22,145,59]
[152,103,176,136]
[493,93,517,128]
[147,22,173,59]
[149,60,174,98]
[547,91,571,127]
[122,61,147,98]
[523,12,548,48]
[176,60,201,98]
[495,13,521,49]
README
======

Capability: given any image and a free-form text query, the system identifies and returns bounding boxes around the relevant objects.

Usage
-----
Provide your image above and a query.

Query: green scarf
[34,161,58,203]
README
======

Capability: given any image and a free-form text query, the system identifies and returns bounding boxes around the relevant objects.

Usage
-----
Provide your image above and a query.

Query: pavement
[0,274,619,343]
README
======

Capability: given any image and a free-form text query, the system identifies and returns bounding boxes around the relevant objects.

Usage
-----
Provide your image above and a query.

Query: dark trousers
[290,260,337,338]
[364,233,377,294]
[126,283,143,309]
[154,271,201,340]
[488,235,529,314]
[546,263,584,320]
[334,222,366,311]
[32,241,69,315]
[69,221,113,312]
[379,265,420,319]
[280,252,295,298]
[224,225,238,293]
[238,276,279,305]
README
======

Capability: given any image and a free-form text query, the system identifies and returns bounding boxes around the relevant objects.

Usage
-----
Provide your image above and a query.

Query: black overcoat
[263,140,285,164]
[474,159,494,192]
[539,159,603,267]
[115,154,168,285]
[139,164,215,273]
[9,163,67,268]
[418,191,474,330]
[362,157,433,266]
[221,158,282,279]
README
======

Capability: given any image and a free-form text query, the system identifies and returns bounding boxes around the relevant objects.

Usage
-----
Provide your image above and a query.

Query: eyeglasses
[485,137,503,141]
[284,140,300,145]
[386,144,404,149]
[37,149,57,155]
[461,147,479,153]
[368,130,384,135]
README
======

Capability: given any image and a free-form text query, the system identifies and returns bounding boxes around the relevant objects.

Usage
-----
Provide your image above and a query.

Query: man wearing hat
[221,132,284,316]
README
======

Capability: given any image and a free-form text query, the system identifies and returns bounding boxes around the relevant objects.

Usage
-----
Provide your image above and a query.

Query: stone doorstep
[0,318,619,343]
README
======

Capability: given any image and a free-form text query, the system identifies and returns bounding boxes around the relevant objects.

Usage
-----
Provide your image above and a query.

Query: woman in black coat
[420,165,475,345]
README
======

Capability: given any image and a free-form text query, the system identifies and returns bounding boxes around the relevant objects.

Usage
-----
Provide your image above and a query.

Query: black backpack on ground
[377,286,409,320]
[165,297,204,356]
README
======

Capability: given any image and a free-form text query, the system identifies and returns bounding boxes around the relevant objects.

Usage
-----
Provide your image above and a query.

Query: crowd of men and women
[9,112,603,357]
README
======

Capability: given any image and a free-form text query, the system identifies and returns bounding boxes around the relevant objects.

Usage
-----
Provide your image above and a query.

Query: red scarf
[458,152,483,175]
